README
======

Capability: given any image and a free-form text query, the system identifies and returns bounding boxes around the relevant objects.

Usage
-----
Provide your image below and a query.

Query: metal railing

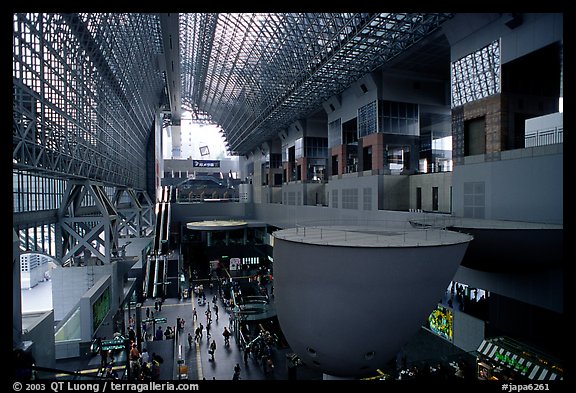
[272,216,473,247]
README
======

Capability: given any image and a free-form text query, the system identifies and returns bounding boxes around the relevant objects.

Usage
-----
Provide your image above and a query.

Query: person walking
[266,357,275,376]
[243,346,250,365]
[206,321,212,339]
[187,333,193,348]
[223,327,231,346]
[232,363,241,380]
[208,339,216,361]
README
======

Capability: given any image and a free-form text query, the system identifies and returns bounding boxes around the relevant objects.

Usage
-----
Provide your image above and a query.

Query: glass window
[328,118,342,148]
[358,100,377,138]
[378,100,419,136]
[295,138,303,159]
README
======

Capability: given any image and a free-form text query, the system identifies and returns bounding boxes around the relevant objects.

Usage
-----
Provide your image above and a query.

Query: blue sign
[193,160,220,168]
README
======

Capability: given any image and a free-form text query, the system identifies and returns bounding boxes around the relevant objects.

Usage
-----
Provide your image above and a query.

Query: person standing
[129,343,141,378]
[100,347,109,371]
[140,348,149,366]
[187,332,193,348]
[206,321,212,339]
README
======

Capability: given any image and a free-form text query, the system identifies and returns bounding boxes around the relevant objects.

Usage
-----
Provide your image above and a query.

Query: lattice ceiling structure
[13,13,166,188]
[13,12,454,189]
[179,13,454,156]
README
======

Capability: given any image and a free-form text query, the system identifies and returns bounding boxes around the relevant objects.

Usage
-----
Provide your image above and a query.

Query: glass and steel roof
[13,12,453,189]
[179,13,454,155]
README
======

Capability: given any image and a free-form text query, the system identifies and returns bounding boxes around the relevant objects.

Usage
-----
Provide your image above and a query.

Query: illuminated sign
[494,352,530,373]
[101,336,128,351]
[193,160,220,168]
[428,304,453,342]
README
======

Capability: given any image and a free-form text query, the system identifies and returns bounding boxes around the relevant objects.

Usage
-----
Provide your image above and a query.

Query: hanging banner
[229,258,241,271]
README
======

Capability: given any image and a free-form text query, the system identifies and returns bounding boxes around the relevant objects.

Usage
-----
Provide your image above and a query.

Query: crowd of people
[93,265,280,381]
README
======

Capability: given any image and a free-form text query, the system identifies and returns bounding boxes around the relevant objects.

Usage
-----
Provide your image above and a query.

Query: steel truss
[57,180,120,266]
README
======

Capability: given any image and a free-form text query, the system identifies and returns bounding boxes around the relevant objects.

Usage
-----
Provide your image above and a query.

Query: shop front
[476,336,563,381]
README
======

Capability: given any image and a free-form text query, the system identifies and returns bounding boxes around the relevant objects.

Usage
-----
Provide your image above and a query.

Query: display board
[92,286,110,333]
[428,304,453,342]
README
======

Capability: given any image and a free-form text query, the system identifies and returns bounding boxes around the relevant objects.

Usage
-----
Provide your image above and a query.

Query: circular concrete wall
[273,228,471,378]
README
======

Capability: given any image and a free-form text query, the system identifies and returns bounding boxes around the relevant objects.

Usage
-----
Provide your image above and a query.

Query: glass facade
[451,39,501,108]
[13,170,66,213]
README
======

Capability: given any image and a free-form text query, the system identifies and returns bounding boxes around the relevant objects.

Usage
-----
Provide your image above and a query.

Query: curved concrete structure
[186,220,247,231]
[273,225,472,378]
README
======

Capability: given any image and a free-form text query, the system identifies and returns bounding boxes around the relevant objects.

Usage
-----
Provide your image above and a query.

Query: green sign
[495,352,530,373]
[101,337,128,351]
[101,342,126,351]
[92,287,110,333]
[143,317,167,323]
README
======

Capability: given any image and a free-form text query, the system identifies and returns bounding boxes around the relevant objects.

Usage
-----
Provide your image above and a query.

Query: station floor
[52,283,476,381]
[138,287,323,381]
[52,289,322,381]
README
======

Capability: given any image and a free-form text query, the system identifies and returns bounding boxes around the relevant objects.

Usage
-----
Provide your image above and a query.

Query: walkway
[142,285,299,381]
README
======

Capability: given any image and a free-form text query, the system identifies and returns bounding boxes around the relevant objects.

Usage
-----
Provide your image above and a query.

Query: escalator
[153,186,170,255]
[145,186,172,299]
